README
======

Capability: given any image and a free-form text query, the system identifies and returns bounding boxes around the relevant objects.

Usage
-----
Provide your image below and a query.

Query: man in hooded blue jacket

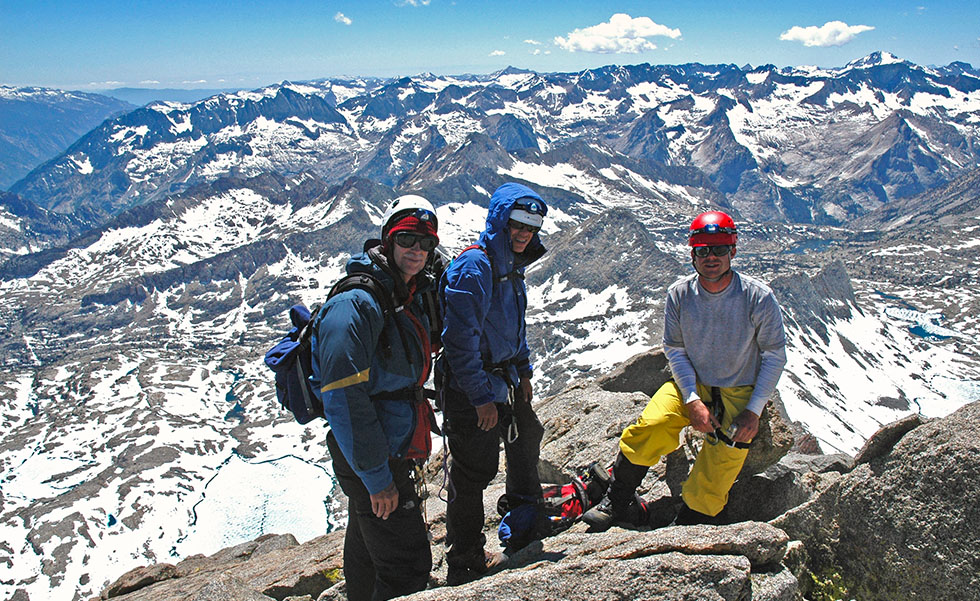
[438,182,549,585]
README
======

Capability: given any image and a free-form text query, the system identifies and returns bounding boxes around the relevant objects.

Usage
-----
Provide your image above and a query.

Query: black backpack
[264,272,395,424]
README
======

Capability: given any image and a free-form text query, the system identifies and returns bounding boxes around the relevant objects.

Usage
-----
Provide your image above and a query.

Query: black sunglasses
[392,232,438,252]
[692,245,732,258]
[508,219,540,234]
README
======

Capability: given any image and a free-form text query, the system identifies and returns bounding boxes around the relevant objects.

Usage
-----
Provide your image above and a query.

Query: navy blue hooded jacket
[439,183,548,406]
[311,247,433,495]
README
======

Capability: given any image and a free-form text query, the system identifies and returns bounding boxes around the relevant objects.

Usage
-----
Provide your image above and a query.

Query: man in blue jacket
[312,195,439,601]
[438,182,549,585]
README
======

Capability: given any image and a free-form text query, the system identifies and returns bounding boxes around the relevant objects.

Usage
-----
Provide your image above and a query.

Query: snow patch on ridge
[779,293,979,455]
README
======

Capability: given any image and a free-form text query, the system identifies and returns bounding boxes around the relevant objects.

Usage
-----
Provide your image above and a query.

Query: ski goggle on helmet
[688,211,737,248]
[381,194,439,250]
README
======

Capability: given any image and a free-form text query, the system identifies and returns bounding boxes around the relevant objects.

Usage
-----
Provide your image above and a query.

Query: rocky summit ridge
[82,380,980,601]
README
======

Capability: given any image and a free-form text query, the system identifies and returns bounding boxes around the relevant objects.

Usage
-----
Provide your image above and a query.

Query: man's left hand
[731,410,760,444]
[517,376,533,403]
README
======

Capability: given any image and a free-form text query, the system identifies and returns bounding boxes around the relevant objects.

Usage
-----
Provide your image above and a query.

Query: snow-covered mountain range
[0,86,133,190]
[6,51,980,234]
[2,53,980,601]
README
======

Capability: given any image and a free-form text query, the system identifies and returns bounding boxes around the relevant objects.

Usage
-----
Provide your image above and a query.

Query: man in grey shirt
[584,210,787,529]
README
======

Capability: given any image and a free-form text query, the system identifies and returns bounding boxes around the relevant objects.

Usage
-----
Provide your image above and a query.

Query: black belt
[371,386,437,402]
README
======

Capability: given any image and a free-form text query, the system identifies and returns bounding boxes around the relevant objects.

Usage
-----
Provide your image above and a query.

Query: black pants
[442,386,544,563]
[326,430,431,601]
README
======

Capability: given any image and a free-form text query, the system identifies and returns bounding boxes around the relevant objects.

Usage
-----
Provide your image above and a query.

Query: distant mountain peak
[845,51,907,70]
[942,61,980,77]
[491,65,536,78]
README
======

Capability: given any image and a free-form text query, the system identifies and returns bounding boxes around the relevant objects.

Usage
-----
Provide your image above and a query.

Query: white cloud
[397,0,431,6]
[779,20,874,47]
[554,13,681,54]
[140,80,160,85]
[490,50,506,57]
[524,39,542,45]
[182,79,208,84]
[334,12,352,25]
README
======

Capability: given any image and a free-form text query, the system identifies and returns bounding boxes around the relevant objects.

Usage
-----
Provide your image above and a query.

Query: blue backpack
[264,273,395,424]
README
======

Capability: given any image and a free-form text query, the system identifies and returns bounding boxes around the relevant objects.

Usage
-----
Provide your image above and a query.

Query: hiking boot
[584,463,612,506]
[673,503,728,526]
[581,494,648,532]
[644,496,684,529]
[581,497,616,531]
[446,549,508,586]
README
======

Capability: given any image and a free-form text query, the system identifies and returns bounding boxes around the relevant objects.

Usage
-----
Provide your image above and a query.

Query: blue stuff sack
[264,304,323,424]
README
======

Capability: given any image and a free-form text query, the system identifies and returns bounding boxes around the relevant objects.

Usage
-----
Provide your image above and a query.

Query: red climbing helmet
[688,211,737,247]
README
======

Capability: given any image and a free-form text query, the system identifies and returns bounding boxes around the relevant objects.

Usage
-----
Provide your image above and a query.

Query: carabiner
[505,386,519,443]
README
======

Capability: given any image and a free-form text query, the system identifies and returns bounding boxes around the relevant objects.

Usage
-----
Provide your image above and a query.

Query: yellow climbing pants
[618,380,754,517]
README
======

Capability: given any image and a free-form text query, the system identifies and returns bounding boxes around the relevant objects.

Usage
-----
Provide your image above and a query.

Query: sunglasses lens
[394,232,437,251]
[508,219,539,233]
[694,245,730,257]
[393,233,415,248]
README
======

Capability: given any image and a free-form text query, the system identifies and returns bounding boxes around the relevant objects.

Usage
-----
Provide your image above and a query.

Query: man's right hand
[686,398,720,433]
[475,402,498,431]
[370,481,399,520]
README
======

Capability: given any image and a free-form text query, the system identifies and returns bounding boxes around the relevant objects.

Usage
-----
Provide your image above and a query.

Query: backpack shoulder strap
[328,272,396,319]
[298,303,322,346]
[328,271,421,361]
[456,244,515,284]
[457,244,488,263]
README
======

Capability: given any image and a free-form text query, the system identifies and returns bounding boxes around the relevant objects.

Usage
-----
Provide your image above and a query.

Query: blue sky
[2,0,978,91]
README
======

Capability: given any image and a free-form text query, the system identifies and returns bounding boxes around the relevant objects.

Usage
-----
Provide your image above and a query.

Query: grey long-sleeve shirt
[663,271,787,416]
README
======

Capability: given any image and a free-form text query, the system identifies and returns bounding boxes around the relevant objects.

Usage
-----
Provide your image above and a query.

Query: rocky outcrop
[774,401,980,600]
[392,522,792,601]
[97,533,344,601]
[98,386,980,601]
[727,452,850,524]
[108,522,796,601]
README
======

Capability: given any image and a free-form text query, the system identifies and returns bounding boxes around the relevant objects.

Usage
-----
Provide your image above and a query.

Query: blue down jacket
[311,248,433,495]
[439,182,548,406]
